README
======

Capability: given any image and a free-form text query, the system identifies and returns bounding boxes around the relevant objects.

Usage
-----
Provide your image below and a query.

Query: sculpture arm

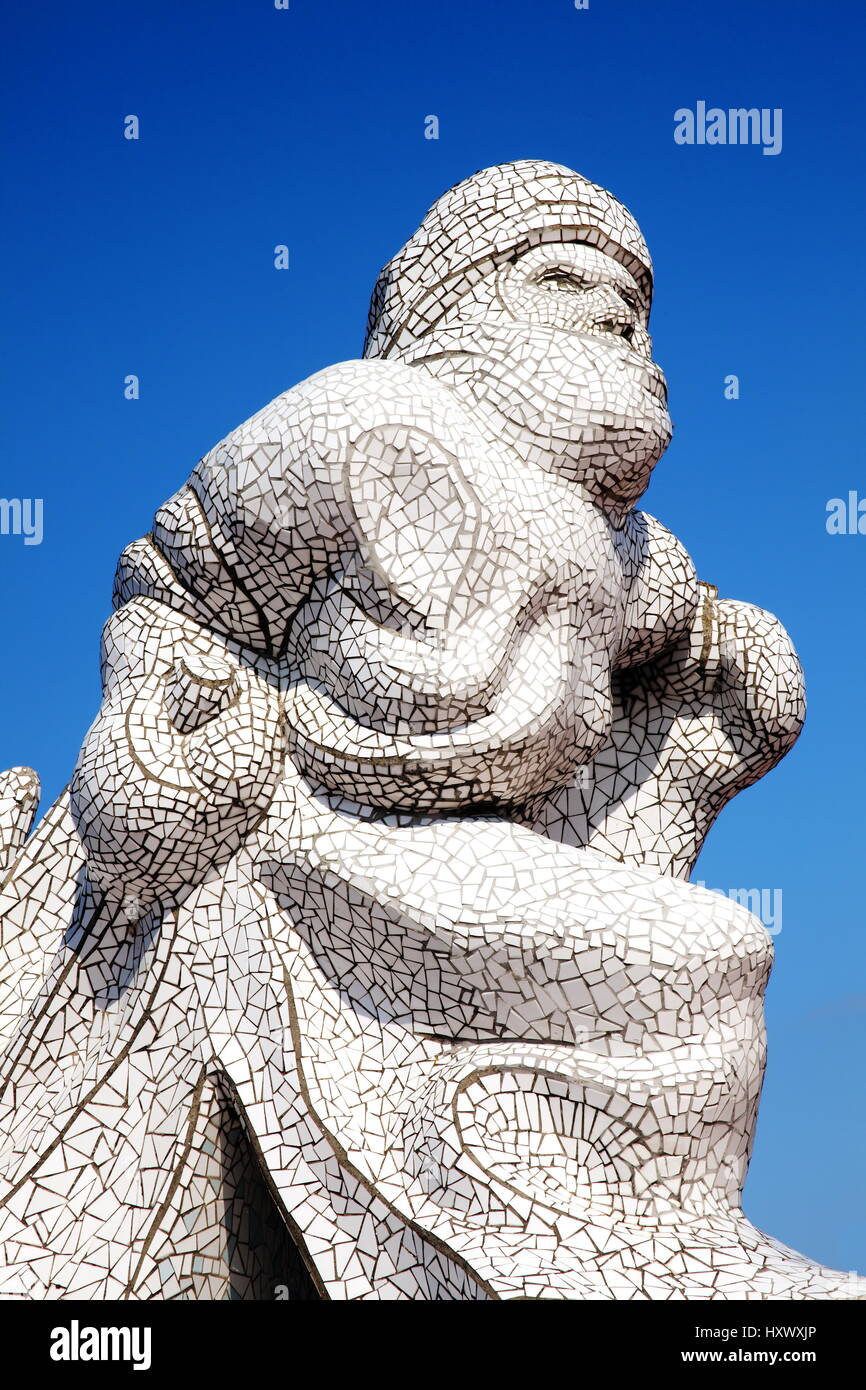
[613,509,700,670]
[525,584,806,878]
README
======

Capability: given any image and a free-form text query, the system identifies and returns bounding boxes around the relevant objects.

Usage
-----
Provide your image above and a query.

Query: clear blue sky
[2,0,864,1276]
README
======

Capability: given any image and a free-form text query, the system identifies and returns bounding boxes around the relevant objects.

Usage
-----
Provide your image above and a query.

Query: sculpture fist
[70,597,286,913]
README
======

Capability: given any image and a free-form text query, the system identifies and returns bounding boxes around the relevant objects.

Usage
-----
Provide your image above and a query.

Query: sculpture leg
[202,776,865,1300]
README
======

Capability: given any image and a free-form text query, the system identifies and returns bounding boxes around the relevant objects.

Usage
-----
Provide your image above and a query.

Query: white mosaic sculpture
[0,161,861,1300]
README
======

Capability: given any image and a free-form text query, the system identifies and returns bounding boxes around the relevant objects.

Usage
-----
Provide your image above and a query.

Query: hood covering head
[363,159,653,360]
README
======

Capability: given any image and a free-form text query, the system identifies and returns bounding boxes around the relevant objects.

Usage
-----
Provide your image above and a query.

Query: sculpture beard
[398,319,673,519]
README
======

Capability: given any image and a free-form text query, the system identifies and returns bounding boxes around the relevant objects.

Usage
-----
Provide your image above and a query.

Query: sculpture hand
[70,599,285,913]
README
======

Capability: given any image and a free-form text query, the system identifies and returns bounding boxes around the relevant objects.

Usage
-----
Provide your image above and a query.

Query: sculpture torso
[113,357,697,815]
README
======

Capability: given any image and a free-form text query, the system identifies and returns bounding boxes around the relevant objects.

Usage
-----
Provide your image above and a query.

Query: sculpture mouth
[605,349,668,406]
[585,333,668,405]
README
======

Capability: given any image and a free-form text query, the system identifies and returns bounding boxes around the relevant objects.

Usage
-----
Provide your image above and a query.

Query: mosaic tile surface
[0,161,860,1300]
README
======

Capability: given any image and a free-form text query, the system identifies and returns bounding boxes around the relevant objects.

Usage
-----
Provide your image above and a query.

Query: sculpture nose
[591,291,635,342]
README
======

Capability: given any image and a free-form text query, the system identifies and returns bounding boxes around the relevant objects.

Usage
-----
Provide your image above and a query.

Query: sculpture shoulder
[201,358,469,467]
[137,359,481,650]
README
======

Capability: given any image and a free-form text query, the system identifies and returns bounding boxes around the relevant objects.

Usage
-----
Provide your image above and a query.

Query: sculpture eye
[617,287,639,312]
[536,268,588,293]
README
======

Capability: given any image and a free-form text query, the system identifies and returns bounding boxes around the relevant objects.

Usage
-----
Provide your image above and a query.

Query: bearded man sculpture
[0,161,859,1300]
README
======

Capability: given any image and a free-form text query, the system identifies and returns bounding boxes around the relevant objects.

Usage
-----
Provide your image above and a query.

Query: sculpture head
[364,160,672,515]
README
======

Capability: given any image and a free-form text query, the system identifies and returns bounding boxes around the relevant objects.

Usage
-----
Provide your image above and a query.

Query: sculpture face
[0,160,858,1303]
[414,266,674,511]
[498,243,647,340]
[368,166,673,513]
